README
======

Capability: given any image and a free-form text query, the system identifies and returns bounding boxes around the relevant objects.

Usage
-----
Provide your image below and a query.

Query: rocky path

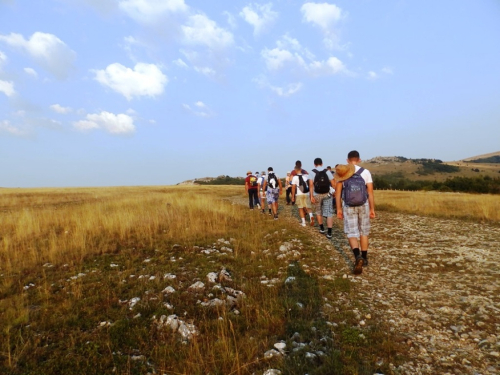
[234,197,500,374]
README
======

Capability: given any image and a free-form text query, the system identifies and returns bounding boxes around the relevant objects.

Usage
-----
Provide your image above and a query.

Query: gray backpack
[342,168,368,206]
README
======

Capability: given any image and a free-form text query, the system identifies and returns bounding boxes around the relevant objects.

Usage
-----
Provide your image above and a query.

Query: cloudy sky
[1,0,499,187]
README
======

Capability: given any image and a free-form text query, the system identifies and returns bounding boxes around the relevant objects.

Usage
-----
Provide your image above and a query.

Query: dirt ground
[237,195,500,374]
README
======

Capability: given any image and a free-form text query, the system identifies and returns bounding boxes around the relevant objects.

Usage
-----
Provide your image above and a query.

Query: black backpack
[297,174,309,193]
[342,168,368,206]
[312,169,330,194]
[267,172,279,189]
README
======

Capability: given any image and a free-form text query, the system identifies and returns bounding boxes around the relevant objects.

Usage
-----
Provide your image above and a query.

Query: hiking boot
[310,216,315,226]
[353,257,364,275]
[362,258,368,267]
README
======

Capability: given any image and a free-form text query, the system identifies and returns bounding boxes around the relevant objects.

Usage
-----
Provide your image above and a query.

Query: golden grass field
[0,186,498,374]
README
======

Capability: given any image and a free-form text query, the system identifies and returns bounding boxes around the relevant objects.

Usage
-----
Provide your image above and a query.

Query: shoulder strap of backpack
[355,167,365,175]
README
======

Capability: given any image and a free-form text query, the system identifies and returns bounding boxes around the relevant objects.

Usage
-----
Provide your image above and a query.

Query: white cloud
[173,58,189,68]
[24,67,38,77]
[74,111,135,134]
[223,11,237,29]
[301,2,343,49]
[118,0,187,24]
[0,80,15,97]
[261,36,347,76]
[182,14,233,49]
[183,101,214,117]
[94,62,168,100]
[0,50,6,68]
[0,32,76,80]
[307,57,346,76]
[368,71,378,80]
[193,66,216,77]
[301,2,342,30]
[382,67,393,74]
[269,82,302,97]
[254,76,302,97]
[0,120,28,136]
[240,3,278,36]
[261,48,297,71]
[50,104,72,114]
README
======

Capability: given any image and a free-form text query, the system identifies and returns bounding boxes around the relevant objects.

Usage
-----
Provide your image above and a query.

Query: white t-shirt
[291,174,310,196]
[257,175,266,188]
[355,165,373,184]
[310,168,334,195]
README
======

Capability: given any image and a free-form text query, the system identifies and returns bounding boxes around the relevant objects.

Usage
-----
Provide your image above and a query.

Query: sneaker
[261,210,265,214]
[310,216,315,226]
[319,228,326,234]
[362,258,368,267]
[274,215,278,220]
[268,211,272,216]
[353,257,364,275]
[326,233,332,239]
[300,222,306,227]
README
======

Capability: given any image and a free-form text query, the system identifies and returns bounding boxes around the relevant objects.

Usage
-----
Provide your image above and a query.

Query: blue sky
[1,0,499,187]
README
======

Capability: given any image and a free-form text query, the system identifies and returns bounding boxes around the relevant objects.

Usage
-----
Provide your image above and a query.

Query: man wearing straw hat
[335,151,375,275]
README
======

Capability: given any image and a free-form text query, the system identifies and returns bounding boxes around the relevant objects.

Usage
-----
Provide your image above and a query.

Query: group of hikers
[244,150,375,275]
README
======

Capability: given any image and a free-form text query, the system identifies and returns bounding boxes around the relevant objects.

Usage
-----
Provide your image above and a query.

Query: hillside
[363,153,500,182]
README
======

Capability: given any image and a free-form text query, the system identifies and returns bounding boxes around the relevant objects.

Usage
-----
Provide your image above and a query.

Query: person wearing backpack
[335,150,375,275]
[262,167,283,220]
[245,171,260,210]
[290,166,315,227]
[310,158,336,238]
[257,171,270,214]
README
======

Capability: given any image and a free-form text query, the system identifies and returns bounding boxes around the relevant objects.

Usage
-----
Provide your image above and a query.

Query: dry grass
[375,190,500,222]
[0,186,243,275]
[1,186,497,374]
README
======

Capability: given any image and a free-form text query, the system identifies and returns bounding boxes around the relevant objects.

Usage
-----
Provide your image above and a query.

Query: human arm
[335,181,343,219]
[309,179,315,204]
[367,182,375,218]
[291,184,296,202]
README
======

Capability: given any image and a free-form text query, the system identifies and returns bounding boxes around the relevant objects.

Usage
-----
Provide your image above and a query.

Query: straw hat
[335,164,355,182]
[247,170,252,175]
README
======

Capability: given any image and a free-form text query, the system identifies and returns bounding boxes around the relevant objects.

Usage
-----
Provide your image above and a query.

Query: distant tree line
[374,173,500,194]
[197,176,245,185]
[469,155,500,163]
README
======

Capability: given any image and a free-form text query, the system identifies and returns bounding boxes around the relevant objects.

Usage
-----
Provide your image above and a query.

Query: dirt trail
[233,196,500,374]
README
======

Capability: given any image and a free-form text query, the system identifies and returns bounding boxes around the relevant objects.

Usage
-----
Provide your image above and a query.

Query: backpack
[249,175,258,187]
[312,169,330,194]
[342,168,368,206]
[297,174,309,193]
[267,172,278,189]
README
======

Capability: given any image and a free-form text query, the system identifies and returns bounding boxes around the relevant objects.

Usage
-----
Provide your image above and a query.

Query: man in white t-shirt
[290,167,315,227]
[335,150,376,275]
[257,171,268,214]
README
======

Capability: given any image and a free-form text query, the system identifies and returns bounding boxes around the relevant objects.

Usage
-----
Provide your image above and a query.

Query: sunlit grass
[375,190,500,222]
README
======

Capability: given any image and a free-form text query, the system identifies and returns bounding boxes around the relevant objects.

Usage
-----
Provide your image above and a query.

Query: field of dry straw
[0,186,498,374]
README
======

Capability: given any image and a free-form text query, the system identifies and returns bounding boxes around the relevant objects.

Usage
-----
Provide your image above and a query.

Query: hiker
[285,171,293,205]
[290,160,308,177]
[245,171,260,210]
[310,158,335,238]
[257,170,269,214]
[335,150,375,275]
[291,166,315,227]
[262,167,282,220]
[327,165,337,213]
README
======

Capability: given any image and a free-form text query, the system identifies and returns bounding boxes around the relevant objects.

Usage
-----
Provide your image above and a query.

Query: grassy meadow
[0,186,497,374]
